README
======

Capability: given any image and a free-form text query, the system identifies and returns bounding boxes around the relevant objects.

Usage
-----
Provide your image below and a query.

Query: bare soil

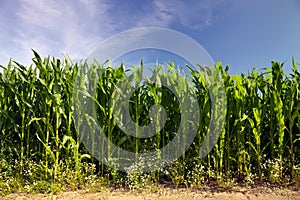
[2,186,300,200]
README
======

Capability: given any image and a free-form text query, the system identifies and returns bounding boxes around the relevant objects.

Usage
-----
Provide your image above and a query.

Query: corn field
[0,51,299,193]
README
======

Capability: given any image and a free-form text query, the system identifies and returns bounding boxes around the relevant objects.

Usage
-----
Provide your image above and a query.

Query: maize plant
[0,51,299,189]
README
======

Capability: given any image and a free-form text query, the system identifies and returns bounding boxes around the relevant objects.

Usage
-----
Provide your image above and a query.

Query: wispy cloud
[0,0,234,65]
[15,0,108,61]
[13,0,176,62]
[153,0,232,30]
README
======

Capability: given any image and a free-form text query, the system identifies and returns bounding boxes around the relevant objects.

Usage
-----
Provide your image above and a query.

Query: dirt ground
[2,186,300,200]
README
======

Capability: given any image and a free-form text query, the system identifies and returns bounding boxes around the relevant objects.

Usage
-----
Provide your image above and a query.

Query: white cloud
[78,0,108,16]
[13,0,176,62]
[14,0,110,61]
[153,0,232,30]
[0,0,236,65]
[17,0,61,29]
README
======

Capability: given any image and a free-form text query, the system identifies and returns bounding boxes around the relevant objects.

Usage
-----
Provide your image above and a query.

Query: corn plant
[0,51,299,191]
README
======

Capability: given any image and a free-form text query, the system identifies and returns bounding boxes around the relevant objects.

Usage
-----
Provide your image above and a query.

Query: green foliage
[0,51,299,194]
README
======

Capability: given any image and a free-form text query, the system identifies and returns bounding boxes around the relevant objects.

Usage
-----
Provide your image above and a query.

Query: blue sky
[0,0,299,74]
